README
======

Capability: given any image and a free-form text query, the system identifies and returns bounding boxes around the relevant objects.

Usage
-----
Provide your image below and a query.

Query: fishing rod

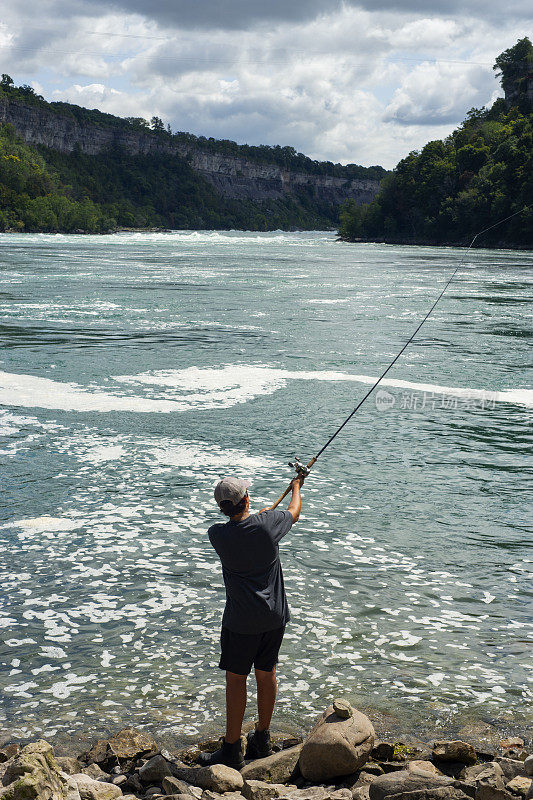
[269,206,528,510]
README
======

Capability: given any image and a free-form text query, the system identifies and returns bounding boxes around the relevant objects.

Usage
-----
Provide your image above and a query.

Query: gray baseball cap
[214,476,251,506]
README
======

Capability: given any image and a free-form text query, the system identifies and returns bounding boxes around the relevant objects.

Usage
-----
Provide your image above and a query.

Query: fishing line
[269,205,528,509]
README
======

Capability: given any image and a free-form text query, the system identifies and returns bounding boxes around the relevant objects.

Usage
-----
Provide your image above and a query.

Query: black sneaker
[197,738,245,770]
[245,728,273,760]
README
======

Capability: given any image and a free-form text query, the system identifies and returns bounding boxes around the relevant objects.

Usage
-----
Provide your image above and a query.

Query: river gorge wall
[0,96,381,205]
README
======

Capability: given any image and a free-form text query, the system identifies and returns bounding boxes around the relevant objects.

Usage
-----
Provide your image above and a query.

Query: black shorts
[219,625,285,675]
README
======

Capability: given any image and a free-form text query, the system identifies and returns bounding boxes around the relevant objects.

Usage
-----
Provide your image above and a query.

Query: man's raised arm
[287,474,305,522]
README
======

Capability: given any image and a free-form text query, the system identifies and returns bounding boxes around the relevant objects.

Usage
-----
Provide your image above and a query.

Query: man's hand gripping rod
[269,457,316,510]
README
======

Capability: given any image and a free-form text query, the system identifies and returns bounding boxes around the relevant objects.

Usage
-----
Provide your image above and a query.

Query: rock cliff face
[0,96,380,205]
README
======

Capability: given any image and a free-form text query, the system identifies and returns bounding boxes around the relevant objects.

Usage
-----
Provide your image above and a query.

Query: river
[0,230,531,750]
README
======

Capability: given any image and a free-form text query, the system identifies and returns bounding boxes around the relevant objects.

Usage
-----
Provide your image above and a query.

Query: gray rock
[110,776,127,787]
[525,760,533,779]
[299,707,375,782]
[282,788,352,800]
[506,778,532,798]
[242,781,353,800]
[243,780,286,800]
[162,778,196,796]
[369,770,471,800]
[241,746,303,784]
[145,789,163,797]
[57,759,83,777]
[462,765,505,785]
[497,761,527,781]
[139,756,174,785]
[352,788,370,800]
[434,743,477,767]
[171,765,243,793]
[476,787,514,800]
[81,766,111,782]
[71,774,122,800]
[474,762,515,800]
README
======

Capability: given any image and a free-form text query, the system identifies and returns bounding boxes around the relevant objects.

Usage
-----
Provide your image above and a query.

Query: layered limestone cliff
[0,96,380,205]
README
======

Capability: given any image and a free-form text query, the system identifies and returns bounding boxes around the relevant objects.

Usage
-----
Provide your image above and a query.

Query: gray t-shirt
[208,509,293,634]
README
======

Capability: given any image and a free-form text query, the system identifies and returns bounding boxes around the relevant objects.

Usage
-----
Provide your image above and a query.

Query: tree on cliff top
[494,36,533,109]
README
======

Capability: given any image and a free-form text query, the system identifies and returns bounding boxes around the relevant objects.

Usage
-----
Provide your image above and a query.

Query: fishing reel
[288,457,311,477]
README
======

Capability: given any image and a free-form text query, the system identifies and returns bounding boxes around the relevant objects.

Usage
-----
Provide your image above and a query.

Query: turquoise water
[0,230,531,748]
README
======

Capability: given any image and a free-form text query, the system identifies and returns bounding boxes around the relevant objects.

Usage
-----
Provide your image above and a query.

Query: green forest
[339,38,533,248]
[0,126,351,233]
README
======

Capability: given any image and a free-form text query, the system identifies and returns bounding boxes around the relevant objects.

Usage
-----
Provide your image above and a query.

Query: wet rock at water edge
[370,745,394,764]
[433,743,477,767]
[240,746,303,784]
[81,729,158,773]
[0,746,20,764]
[299,705,375,782]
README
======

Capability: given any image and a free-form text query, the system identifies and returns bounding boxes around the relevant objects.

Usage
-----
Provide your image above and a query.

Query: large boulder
[524,759,533,779]
[1,740,81,800]
[81,729,158,773]
[71,775,122,800]
[299,703,375,782]
[241,746,303,784]
[496,761,528,782]
[369,770,470,800]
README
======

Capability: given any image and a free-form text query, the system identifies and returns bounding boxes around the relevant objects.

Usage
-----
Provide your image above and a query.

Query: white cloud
[0,3,529,168]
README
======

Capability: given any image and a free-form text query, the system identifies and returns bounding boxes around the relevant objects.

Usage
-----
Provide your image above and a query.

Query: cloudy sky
[0,1,531,168]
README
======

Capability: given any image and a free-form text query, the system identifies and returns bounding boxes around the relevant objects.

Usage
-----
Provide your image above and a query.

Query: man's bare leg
[255,666,277,731]
[225,671,247,742]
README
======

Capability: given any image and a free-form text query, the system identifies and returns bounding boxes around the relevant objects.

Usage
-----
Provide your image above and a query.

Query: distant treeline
[0,124,344,233]
[338,38,533,249]
[0,74,385,182]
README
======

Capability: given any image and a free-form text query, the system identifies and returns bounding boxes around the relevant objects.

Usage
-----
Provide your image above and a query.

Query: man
[198,473,305,770]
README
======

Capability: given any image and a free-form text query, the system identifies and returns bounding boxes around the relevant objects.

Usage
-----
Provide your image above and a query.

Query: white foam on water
[1,365,531,414]
[84,445,127,464]
[115,365,533,409]
[2,516,86,536]
[308,298,351,304]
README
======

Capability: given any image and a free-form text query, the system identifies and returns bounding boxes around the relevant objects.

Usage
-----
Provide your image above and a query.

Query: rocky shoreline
[1,703,532,800]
